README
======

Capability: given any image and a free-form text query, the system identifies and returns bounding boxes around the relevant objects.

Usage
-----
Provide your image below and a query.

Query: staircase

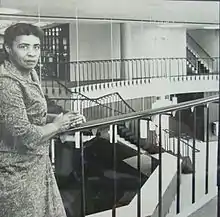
[44,79,197,158]
[186,48,211,75]
[186,33,215,75]
[44,75,198,147]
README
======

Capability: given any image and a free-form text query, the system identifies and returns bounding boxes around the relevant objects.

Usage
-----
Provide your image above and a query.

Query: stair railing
[48,79,135,120]
[50,79,199,153]
[187,33,214,60]
[65,94,219,217]
[163,128,200,157]
[187,33,215,72]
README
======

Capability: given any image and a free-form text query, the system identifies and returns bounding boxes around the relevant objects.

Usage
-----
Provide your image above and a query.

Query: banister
[42,56,219,66]
[163,129,200,152]
[67,95,219,132]
[48,95,126,115]
[187,33,214,61]
[54,79,135,112]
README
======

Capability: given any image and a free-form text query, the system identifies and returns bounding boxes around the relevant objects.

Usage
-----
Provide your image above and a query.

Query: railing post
[176,111,181,214]
[110,124,118,217]
[137,119,141,217]
[205,104,210,194]
[177,58,180,80]
[78,131,86,217]
[158,114,163,217]
[51,138,55,172]
[218,67,220,217]
[191,106,196,204]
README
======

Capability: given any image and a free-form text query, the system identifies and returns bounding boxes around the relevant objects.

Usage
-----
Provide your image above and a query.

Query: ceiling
[0,0,219,29]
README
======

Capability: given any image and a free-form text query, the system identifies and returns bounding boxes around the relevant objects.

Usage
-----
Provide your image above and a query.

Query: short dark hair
[4,23,44,47]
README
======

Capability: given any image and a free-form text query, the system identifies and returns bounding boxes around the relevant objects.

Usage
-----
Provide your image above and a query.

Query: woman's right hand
[52,112,85,133]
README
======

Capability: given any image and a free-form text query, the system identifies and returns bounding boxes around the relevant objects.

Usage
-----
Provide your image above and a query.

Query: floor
[189,196,217,217]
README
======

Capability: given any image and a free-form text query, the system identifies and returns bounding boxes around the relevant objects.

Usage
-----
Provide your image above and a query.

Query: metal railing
[52,93,219,217]
[48,79,195,151]
[46,78,135,117]
[163,128,200,157]
[49,95,198,157]
[186,48,216,74]
[38,57,220,87]
[187,33,214,60]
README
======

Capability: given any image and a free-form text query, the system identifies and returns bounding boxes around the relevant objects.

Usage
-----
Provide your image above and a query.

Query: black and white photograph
[0,0,219,217]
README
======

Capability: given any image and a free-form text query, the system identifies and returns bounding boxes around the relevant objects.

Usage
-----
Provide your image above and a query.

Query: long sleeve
[0,77,57,153]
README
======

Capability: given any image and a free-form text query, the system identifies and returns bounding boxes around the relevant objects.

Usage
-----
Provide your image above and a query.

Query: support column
[120,23,133,80]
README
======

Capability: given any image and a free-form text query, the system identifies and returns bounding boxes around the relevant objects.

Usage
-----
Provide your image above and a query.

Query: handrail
[187,33,214,61]
[54,79,135,112]
[67,95,219,132]
[186,47,197,66]
[163,129,200,152]
[50,85,196,147]
[41,56,219,66]
[48,95,126,116]
[186,47,214,73]
[49,79,211,146]
[95,92,135,112]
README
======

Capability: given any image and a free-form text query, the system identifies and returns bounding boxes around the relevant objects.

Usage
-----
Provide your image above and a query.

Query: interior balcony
[40,56,219,101]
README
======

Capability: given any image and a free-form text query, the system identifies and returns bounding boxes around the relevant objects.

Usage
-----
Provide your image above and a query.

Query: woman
[0,23,85,217]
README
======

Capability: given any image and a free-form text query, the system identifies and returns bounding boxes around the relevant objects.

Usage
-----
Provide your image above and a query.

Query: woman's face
[5,34,41,71]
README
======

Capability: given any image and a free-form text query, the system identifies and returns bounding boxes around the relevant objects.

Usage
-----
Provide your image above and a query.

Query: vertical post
[192,107,196,204]
[217,65,220,217]
[169,59,171,81]
[51,139,55,172]
[140,59,143,79]
[158,114,163,217]
[94,62,97,83]
[137,119,141,217]
[205,104,210,194]
[136,59,139,79]
[110,125,117,217]
[86,62,89,81]
[80,131,86,217]
[177,58,180,80]
[176,111,181,214]
[132,60,135,81]
[148,59,150,79]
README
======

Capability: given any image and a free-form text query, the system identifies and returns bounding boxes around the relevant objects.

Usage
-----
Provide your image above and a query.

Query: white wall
[69,23,187,61]
[122,24,187,59]
[69,23,121,61]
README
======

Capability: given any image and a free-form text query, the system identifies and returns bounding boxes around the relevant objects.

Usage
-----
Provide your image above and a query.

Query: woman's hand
[52,111,86,133]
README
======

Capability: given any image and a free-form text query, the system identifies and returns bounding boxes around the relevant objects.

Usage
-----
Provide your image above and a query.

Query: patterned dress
[0,61,67,217]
